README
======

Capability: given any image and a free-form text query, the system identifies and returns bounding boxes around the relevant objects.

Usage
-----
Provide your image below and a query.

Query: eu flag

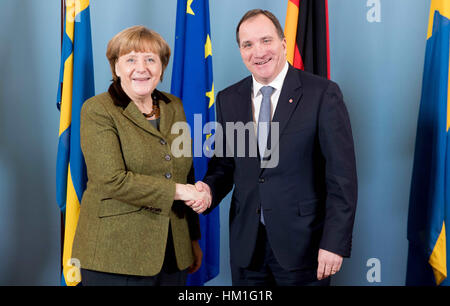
[171,0,219,285]
[406,0,450,286]
[56,0,95,286]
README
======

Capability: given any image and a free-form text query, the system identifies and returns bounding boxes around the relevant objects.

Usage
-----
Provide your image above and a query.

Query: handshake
[175,181,212,214]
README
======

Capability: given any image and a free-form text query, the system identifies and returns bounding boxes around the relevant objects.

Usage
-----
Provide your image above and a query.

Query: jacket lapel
[237,77,260,172]
[158,100,174,138]
[272,65,303,137]
[122,101,163,138]
[261,65,303,174]
[237,77,254,124]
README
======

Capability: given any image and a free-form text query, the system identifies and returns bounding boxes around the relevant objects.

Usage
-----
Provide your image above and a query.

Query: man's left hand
[317,249,343,280]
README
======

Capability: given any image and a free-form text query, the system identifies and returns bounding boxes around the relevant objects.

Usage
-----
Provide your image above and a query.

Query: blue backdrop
[0,0,430,285]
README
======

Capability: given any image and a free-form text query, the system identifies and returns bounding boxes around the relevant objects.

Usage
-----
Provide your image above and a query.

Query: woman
[72,25,208,286]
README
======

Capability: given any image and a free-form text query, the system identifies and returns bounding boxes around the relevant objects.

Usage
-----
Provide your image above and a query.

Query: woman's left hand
[188,240,203,274]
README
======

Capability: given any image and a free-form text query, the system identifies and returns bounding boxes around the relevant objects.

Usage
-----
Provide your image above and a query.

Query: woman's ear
[115,61,121,78]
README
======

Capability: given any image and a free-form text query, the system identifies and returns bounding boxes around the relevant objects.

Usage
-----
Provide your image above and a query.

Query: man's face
[238,14,287,85]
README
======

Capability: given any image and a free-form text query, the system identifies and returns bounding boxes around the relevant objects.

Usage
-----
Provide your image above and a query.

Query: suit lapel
[122,101,163,138]
[237,77,260,172]
[237,77,254,124]
[261,65,303,174]
[158,100,174,138]
[233,69,304,174]
[272,65,303,136]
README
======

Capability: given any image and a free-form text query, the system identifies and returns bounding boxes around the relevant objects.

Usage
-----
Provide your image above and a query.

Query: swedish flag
[171,0,219,285]
[56,0,95,286]
[407,0,450,286]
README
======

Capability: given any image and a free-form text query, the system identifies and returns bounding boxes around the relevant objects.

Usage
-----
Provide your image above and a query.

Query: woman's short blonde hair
[106,25,171,81]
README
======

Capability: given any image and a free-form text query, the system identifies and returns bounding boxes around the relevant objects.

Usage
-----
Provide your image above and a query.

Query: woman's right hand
[175,184,211,213]
[174,183,205,201]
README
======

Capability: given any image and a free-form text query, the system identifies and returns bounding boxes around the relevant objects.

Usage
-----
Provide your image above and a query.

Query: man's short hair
[236,9,285,46]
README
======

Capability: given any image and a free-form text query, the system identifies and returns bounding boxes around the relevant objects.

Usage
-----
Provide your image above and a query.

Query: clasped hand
[175,182,212,214]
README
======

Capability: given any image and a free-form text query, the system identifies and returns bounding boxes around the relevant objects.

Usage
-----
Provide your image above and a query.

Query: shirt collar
[252,61,289,98]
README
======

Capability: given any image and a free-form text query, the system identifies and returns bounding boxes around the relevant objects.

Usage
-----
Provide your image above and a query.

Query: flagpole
[61,0,64,44]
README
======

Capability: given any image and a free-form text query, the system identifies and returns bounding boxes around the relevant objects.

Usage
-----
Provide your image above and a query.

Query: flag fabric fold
[171,0,219,285]
[406,0,450,286]
[284,0,330,79]
[56,0,95,286]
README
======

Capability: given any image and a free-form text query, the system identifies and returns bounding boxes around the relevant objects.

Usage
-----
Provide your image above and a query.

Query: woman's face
[115,50,162,102]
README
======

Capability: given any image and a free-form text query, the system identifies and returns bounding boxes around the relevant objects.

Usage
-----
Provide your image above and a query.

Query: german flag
[284,0,330,79]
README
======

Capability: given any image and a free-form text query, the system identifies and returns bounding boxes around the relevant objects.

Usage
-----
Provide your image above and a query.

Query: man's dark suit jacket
[203,65,357,271]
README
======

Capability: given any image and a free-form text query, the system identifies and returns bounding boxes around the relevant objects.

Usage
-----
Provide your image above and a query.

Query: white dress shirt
[251,61,289,125]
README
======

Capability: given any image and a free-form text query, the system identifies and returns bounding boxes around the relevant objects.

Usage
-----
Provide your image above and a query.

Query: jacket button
[165,173,172,179]
[160,139,167,145]
[259,178,265,183]
[165,154,171,161]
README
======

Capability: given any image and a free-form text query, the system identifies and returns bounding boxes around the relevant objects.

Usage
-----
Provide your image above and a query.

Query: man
[191,9,357,286]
